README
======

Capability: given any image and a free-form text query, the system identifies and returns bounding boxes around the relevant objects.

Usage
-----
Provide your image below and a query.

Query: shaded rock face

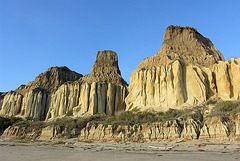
[159,25,224,66]
[0,91,22,116]
[38,125,80,140]
[92,50,121,75]
[15,66,82,95]
[0,67,82,120]
[20,89,52,120]
[2,126,27,139]
[235,114,240,141]
[78,121,184,142]
[1,125,40,140]
[47,50,128,119]
[199,117,229,141]
[82,50,127,86]
[0,92,4,111]
[126,26,240,111]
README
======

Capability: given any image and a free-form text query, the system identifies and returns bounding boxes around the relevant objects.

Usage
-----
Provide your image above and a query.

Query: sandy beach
[0,139,239,161]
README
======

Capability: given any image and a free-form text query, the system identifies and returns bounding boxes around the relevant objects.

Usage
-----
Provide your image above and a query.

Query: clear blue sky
[0,0,239,92]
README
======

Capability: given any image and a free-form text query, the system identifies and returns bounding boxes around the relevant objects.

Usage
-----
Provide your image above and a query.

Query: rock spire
[133,25,224,74]
[46,50,128,119]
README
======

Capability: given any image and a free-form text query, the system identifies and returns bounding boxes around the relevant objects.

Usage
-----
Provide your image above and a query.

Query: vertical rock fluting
[0,91,23,116]
[1,26,239,120]
[20,89,52,120]
[199,117,229,141]
[0,67,82,120]
[47,50,128,119]
[126,26,240,111]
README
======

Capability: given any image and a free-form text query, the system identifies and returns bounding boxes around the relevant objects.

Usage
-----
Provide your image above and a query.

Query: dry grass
[1,100,239,139]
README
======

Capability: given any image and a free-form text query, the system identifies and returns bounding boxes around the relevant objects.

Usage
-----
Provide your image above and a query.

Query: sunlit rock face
[1,26,239,121]
[126,25,240,111]
[46,50,128,119]
[77,117,235,142]
[2,115,239,142]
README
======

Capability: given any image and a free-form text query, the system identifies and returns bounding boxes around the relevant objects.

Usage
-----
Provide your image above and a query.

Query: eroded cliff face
[126,26,240,111]
[0,67,82,120]
[0,91,22,116]
[126,58,240,111]
[46,50,128,119]
[0,25,239,122]
[133,25,224,72]
[0,51,127,120]
[78,115,240,143]
[78,120,230,143]
[3,116,239,143]
[20,89,52,120]
[46,82,127,119]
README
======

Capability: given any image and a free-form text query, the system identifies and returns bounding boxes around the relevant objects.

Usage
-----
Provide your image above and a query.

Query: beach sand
[0,139,239,161]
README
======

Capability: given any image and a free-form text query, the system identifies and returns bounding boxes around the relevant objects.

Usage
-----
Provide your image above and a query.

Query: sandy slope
[0,139,239,161]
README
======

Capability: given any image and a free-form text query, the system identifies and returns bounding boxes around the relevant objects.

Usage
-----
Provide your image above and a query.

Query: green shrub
[116,111,134,123]
[165,108,178,118]
[65,109,73,116]
[209,101,240,117]
[55,140,65,144]
[26,116,33,121]
[104,116,116,126]
[0,116,24,135]
[176,139,186,143]
[205,99,217,105]
[10,116,23,124]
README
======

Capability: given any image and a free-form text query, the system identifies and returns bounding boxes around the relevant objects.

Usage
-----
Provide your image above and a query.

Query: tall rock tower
[126,25,240,111]
[46,50,128,119]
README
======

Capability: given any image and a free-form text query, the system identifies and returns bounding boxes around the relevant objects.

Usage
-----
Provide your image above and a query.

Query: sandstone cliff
[0,67,82,120]
[2,115,239,143]
[133,25,224,72]
[0,51,128,120]
[1,25,239,123]
[46,50,128,119]
[78,116,239,143]
[2,100,239,143]
[126,26,240,111]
